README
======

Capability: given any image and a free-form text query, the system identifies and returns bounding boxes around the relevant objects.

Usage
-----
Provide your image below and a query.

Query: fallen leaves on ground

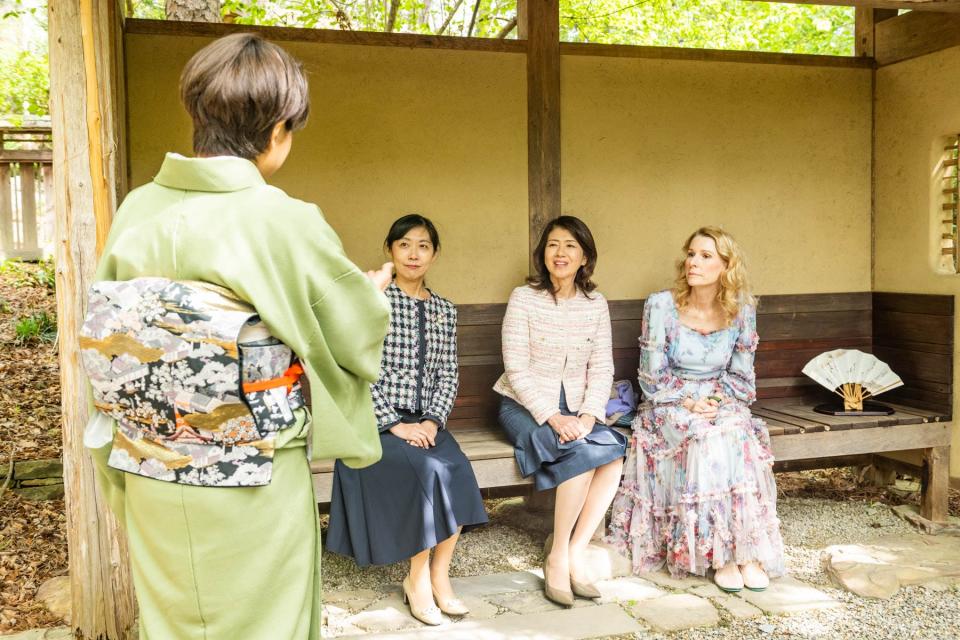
[1,262,66,633]
[0,495,67,633]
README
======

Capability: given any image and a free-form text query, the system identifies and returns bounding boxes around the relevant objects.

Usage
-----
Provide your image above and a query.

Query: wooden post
[920,445,950,523]
[854,7,898,57]
[19,164,38,256]
[517,0,528,39]
[525,0,560,269]
[0,164,11,256]
[49,1,135,638]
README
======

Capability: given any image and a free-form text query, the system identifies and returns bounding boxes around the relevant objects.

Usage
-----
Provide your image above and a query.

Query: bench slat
[755,398,900,431]
[772,421,952,461]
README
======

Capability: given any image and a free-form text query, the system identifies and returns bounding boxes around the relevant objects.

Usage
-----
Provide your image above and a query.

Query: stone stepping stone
[737,575,839,614]
[486,589,595,614]
[338,603,643,639]
[639,569,710,590]
[688,583,763,619]
[448,570,543,597]
[713,594,764,619]
[823,533,960,599]
[628,593,719,632]
[324,588,380,613]
[596,576,665,604]
[347,592,428,633]
[1,629,73,640]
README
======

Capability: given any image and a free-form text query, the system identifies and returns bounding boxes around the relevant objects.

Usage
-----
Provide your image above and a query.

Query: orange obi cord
[242,363,304,394]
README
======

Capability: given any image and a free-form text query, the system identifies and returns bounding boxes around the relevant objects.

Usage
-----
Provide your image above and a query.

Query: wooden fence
[0,127,53,261]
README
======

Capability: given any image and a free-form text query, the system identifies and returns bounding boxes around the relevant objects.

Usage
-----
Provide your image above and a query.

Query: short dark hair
[179,33,310,159]
[384,214,441,252]
[527,215,598,298]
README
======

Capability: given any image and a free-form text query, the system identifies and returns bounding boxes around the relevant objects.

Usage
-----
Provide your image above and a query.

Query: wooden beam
[526,0,560,268]
[756,0,960,12]
[125,18,877,70]
[875,10,960,65]
[855,7,899,57]
[560,42,874,69]
[49,1,136,638]
[124,18,527,54]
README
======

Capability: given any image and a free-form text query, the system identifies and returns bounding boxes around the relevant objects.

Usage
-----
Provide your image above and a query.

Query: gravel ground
[322,484,960,639]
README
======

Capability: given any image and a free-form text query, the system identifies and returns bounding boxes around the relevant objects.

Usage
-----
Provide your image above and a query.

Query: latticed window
[940,136,959,274]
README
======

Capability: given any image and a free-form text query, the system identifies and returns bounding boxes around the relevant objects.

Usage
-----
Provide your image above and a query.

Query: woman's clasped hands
[547,413,595,444]
[682,395,724,420]
[391,420,439,448]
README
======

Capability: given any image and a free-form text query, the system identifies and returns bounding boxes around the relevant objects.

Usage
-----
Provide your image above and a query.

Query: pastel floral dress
[606,290,785,578]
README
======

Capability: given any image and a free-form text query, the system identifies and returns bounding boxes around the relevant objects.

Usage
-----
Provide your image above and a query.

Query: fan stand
[814,382,895,416]
[814,400,895,416]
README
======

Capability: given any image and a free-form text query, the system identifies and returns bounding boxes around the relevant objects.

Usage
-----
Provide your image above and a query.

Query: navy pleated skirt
[498,389,627,492]
[326,414,488,567]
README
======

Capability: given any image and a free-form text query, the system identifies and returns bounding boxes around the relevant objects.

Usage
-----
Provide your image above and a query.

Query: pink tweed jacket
[493,285,614,425]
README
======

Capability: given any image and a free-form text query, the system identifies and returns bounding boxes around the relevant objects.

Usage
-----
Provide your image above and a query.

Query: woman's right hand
[389,422,433,448]
[547,413,588,444]
[366,262,394,292]
[683,397,719,420]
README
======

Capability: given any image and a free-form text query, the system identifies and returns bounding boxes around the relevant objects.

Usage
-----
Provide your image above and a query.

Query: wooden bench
[311,291,954,521]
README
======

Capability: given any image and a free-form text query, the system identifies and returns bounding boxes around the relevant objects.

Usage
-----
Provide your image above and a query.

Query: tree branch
[437,0,465,35]
[497,15,517,38]
[466,0,481,36]
[386,0,400,32]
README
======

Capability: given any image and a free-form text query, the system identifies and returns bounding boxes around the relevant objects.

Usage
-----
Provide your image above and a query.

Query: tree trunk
[165,0,221,21]
[48,0,136,638]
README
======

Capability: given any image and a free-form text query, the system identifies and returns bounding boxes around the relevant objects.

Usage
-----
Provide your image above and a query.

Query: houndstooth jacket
[372,283,459,431]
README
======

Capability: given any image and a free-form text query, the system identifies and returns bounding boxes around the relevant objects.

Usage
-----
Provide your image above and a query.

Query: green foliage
[0,296,10,314]
[217,0,517,38]
[132,0,853,55]
[0,259,56,291]
[131,0,165,19]
[0,0,49,120]
[0,50,49,120]
[32,258,55,291]
[13,310,56,345]
[559,0,854,55]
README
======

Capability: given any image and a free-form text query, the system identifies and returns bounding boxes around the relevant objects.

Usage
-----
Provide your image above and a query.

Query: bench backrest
[449,291,954,429]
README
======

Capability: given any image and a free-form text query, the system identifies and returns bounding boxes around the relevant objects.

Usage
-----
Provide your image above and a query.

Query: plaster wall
[875,45,960,477]
[126,33,873,304]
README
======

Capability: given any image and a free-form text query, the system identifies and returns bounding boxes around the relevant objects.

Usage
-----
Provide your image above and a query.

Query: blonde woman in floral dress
[607,226,784,593]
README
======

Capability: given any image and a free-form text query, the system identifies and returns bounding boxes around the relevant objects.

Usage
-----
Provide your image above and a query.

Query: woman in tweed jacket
[495,216,627,607]
[327,215,487,625]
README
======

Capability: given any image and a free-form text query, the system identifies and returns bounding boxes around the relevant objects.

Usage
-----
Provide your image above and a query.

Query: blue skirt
[498,389,627,491]
[326,414,488,567]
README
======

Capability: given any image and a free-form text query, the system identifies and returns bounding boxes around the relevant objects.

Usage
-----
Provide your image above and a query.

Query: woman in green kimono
[85,33,391,639]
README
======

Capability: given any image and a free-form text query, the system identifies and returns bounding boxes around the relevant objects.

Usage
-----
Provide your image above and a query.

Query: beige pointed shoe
[402,577,444,626]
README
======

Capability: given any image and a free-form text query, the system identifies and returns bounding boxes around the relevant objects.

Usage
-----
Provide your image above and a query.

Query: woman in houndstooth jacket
[327,215,488,625]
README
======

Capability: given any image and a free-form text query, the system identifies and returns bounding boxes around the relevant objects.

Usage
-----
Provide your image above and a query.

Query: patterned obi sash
[79,278,305,487]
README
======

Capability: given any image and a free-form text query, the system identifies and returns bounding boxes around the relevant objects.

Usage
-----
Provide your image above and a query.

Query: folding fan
[801,349,903,412]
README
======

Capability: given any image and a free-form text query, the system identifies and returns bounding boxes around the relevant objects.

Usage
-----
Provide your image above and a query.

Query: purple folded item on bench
[605,379,638,426]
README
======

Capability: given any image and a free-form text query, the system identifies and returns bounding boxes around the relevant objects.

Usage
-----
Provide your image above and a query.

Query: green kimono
[88,153,390,640]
